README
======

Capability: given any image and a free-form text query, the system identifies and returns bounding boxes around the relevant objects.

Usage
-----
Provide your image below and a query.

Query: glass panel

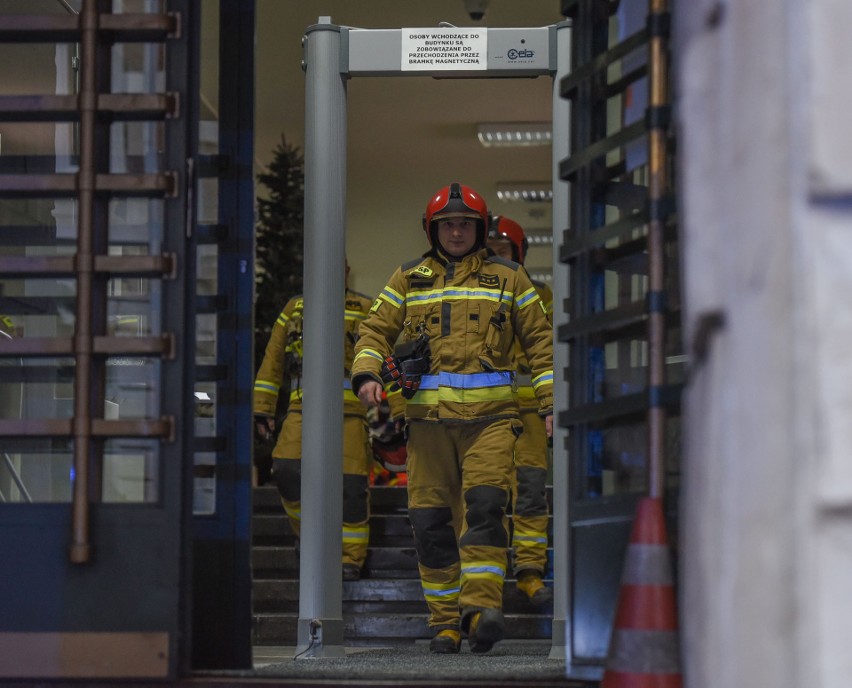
[193,382,216,515]
[192,0,220,516]
[599,421,646,496]
[111,43,165,95]
[113,0,167,14]
[106,356,161,420]
[0,279,77,339]
[108,273,155,337]
[109,198,165,246]
[0,276,165,339]
[0,33,170,505]
[110,120,166,174]
[603,338,646,397]
[0,355,166,423]
[0,438,160,505]
[0,439,72,504]
[0,122,64,160]
[102,438,158,503]
[583,415,679,499]
[0,42,68,96]
[0,1,161,16]
[0,356,74,420]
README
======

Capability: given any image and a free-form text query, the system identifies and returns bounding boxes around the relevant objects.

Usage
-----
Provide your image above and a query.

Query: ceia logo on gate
[507,48,535,60]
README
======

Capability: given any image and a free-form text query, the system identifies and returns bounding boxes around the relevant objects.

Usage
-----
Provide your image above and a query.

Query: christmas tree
[253,135,304,484]
[255,135,304,368]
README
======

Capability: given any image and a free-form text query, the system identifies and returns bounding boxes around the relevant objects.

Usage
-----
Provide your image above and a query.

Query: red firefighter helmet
[488,215,529,265]
[370,417,407,473]
[367,393,408,473]
[422,182,490,251]
[372,432,408,473]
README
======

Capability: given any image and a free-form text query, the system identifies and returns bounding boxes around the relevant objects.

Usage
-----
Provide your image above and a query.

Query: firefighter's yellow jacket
[253,290,373,418]
[515,276,553,411]
[0,315,14,337]
[352,249,553,422]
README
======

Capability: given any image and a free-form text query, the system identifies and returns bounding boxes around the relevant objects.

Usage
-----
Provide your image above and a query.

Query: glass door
[0,0,199,678]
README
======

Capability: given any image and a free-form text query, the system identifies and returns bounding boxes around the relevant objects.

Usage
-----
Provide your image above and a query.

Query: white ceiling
[248,1,565,297]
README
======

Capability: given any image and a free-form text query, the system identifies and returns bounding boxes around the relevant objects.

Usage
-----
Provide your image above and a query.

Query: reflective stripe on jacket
[515,277,553,411]
[254,289,373,418]
[352,249,553,422]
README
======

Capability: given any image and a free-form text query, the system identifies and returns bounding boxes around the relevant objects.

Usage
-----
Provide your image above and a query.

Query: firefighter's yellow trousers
[511,407,550,576]
[406,418,520,629]
[272,412,371,569]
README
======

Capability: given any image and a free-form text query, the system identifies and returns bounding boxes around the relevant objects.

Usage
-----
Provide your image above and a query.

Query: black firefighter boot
[465,608,505,654]
[516,569,553,606]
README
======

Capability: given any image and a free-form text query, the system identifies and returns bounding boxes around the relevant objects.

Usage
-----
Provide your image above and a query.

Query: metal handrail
[2,453,33,503]
[55,0,79,14]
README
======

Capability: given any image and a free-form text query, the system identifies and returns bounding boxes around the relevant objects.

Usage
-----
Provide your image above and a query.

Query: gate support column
[298,16,347,658]
[550,18,572,663]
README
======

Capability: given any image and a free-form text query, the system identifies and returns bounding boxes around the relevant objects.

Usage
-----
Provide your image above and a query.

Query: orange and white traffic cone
[601,497,682,688]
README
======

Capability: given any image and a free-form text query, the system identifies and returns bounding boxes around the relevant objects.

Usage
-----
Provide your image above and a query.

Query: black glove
[399,356,430,399]
[380,356,403,389]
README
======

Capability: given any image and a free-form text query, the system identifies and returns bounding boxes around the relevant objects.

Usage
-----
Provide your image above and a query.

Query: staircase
[251,483,554,647]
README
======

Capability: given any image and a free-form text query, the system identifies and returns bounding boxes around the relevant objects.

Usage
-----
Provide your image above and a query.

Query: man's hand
[255,415,275,441]
[358,380,383,408]
[545,414,553,438]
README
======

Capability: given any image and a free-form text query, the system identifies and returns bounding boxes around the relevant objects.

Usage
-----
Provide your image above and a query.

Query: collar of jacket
[429,246,487,269]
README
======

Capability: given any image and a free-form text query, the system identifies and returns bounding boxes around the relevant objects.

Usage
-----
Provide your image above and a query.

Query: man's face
[487,237,515,262]
[437,217,477,257]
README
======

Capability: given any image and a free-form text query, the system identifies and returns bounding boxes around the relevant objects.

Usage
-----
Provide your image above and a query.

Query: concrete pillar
[674,1,852,686]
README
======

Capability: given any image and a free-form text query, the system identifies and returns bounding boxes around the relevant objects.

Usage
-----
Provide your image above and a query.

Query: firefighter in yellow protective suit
[353,183,553,655]
[253,263,373,581]
[487,216,554,606]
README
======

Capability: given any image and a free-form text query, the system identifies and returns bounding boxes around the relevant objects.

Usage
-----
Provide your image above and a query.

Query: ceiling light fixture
[476,122,552,147]
[525,231,553,246]
[496,182,553,203]
[528,270,553,283]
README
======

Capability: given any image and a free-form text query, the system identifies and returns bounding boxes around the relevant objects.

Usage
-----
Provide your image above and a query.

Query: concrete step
[253,611,554,646]
[252,545,422,579]
[252,511,414,547]
[250,485,555,646]
[253,484,409,514]
[254,579,429,614]
[253,544,556,579]
[254,484,555,513]
[253,578,555,615]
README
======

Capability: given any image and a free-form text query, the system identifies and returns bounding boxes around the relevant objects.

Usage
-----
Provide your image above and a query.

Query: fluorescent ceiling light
[528,270,553,283]
[477,122,551,147]
[496,182,553,203]
[525,232,553,246]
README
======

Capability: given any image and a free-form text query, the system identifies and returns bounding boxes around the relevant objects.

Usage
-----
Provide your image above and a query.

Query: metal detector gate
[297,17,575,663]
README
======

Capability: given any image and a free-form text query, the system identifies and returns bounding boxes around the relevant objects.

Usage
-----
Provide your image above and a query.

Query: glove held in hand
[399,357,430,399]
[380,356,403,389]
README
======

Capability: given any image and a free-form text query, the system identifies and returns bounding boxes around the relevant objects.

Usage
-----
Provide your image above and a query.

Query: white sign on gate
[401,28,487,71]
